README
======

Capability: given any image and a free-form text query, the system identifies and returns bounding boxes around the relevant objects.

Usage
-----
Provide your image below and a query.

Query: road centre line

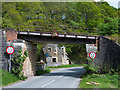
[41,80,55,88]
[41,74,65,88]
[58,75,64,78]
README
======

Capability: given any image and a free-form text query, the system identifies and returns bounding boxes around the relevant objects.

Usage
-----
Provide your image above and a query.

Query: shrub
[12,50,28,80]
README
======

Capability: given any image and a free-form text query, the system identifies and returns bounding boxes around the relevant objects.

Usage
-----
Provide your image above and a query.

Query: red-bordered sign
[6,46,15,55]
[51,30,58,37]
[89,52,96,59]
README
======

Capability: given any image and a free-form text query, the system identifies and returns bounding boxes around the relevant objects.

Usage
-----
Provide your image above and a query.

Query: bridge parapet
[16,24,99,37]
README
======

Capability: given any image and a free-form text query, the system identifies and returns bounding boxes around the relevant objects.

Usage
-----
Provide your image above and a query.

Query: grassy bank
[49,64,87,68]
[1,69,20,86]
[79,73,119,88]
[36,67,51,76]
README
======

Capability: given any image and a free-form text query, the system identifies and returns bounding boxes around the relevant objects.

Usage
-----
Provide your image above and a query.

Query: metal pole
[9,54,11,73]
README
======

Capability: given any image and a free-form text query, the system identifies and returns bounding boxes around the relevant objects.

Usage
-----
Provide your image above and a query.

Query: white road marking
[41,80,55,88]
[58,75,64,78]
[41,74,65,88]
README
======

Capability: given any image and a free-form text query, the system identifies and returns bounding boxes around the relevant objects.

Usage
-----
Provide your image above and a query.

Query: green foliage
[2,2,118,36]
[1,69,20,86]
[24,50,28,57]
[36,43,44,61]
[84,64,97,74]
[36,67,51,76]
[83,58,98,75]
[98,17,118,36]
[80,73,119,88]
[110,34,120,44]
[12,50,28,80]
[76,2,102,28]
[59,44,87,64]
[68,45,87,64]
[49,64,87,68]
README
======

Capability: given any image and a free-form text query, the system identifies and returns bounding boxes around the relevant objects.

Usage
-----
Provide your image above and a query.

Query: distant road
[4,67,85,88]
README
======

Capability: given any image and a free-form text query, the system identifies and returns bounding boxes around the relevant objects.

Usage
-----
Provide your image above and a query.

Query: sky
[95,0,119,9]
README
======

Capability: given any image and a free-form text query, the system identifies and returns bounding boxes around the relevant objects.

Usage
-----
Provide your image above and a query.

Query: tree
[98,17,118,36]
[76,2,102,28]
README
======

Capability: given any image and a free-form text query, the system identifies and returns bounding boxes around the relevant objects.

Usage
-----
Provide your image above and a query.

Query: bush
[12,49,28,80]
[84,64,97,74]
[83,58,98,76]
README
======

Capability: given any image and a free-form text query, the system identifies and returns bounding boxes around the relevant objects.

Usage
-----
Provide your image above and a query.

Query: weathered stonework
[22,42,37,76]
[94,36,120,72]
[2,28,37,77]
[43,44,69,66]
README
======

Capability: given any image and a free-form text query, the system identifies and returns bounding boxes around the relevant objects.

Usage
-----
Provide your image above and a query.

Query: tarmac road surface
[4,67,86,88]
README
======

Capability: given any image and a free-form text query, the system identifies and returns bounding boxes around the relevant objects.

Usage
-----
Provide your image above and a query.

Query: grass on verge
[36,67,51,76]
[79,73,119,88]
[48,64,87,68]
[1,69,20,86]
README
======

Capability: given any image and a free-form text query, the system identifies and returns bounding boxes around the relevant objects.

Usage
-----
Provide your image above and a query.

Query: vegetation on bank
[79,73,119,88]
[12,50,28,80]
[79,58,119,88]
[1,69,20,86]
[36,67,51,76]
[49,64,87,68]
[110,34,120,44]
[1,50,28,86]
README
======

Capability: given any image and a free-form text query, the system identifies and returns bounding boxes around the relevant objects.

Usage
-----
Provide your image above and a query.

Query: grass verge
[1,69,20,86]
[48,64,87,68]
[79,73,119,88]
[36,67,51,76]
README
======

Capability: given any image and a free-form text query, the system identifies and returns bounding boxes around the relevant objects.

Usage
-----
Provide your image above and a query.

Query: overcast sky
[95,0,119,8]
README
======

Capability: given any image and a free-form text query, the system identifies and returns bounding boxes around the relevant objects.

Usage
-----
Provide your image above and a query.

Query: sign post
[6,46,15,73]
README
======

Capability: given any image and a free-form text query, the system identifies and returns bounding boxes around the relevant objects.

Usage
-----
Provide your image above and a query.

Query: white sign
[89,52,96,59]
[6,46,15,54]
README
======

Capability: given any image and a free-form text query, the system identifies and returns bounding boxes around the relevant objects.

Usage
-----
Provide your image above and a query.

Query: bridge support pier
[22,41,37,77]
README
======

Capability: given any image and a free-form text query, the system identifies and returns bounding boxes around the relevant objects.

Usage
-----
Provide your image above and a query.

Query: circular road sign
[51,30,58,37]
[6,46,15,55]
[89,52,96,59]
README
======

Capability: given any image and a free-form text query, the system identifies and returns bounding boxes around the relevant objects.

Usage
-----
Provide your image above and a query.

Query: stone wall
[1,29,37,77]
[11,40,37,77]
[1,31,8,70]
[94,36,120,72]
[0,29,2,69]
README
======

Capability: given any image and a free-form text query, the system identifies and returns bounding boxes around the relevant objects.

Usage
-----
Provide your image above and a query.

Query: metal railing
[16,24,99,36]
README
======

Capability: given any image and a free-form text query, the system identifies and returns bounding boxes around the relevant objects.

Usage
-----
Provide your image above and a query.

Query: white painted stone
[19,32,28,34]
[58,35,64,37]
[29,32,40,35]
[42,33,52,36]
[87,37,96,39]
[13,43,24,49]
[77,36,87,38]
[66,35,76,38]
